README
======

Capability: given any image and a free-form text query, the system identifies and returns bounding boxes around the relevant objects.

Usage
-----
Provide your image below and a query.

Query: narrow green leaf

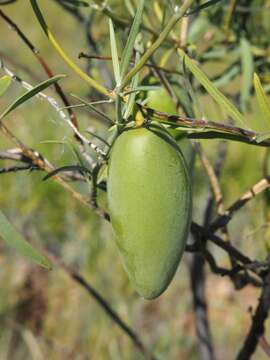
[120,0,145,78]
[0,210,51,269]
[0,76,12,97]
[60,0,89,6]
[123,52,140,120]
[187,0,224,15]
[0,74,66,120]
[123,85,161,95]
[240,37,254,112]
[254,73,270,129]
[43,165,91,181]
[213,64,240,88]
[124,0,135,16]
[70,94,114,125]
[30,0,111,98]
[178,49,245,126]
[109,19,121,86]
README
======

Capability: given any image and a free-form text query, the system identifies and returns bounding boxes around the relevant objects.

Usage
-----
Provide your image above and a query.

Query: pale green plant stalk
[30,0,113,99]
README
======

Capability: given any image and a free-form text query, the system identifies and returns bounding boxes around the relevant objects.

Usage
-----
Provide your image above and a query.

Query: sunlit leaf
[43,165,91,181]
[254,73,270,130]
[120,0,145,79]
[240,37,254,112]
[0,74,66,120]
[187,0,224,15]
[60,0,89,6]
[109,19,121,86]
[178,49,245,126]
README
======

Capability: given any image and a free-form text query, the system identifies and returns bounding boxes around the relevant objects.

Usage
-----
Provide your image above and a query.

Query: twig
[189,142,229,360]
[259,336,270,357]
[140,107,270,147]
[0,164,37,174]
[1,64,106,161]
[210,176,270,232]
[189,247,215,360]
[236,257,270,360]
[190,145,217,360]
[0,122,109,220]
[195,143,225,214]
[203,250,262,287]
[0,149,85,182]
[46,251,159,360]
[54,1,113,89]
[191,222,255,267]
[0,9,80,131]
[78,53,182,76]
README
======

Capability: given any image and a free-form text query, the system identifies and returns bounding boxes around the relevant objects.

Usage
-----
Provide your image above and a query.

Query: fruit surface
[147,88,195,171]
[107,127,192,299]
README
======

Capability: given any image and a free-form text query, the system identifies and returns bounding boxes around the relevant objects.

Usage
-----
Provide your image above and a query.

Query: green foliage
[0,74,65,120]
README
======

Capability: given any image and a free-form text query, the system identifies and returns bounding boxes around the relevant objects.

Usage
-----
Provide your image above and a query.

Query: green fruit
[107,127,192,299]
[147,88,195,172]
[147,88,177,115]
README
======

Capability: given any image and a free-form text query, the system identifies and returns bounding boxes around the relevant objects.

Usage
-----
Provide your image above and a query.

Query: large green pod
[107,127,192,299]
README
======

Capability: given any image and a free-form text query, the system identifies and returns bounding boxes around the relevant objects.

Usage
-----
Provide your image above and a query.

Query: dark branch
[47,252,158,360]
[236,258,270,360]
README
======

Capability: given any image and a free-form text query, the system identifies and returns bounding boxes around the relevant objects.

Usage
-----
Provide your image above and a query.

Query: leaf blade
[178,49,246,126]
[120,0,145,78]
[109,19,121,86]
[254,73,270,129]
[240,37,254,112]
[0,74,66,120]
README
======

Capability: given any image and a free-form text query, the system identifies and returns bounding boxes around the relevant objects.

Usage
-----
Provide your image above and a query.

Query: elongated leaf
[0,75,12,97]
[0,210,51,269]
[30,0,110,98]
[254,73,270,129]
[124,0,135,16]
[0,74,66,120]
[120,0,145,78]
[213,64,240,88]
[43,165,91,181]
[60,0,89,6]
[240,37,254,112]
[178,49,245,126]
[123,52,140,119]
[187,0,224,15]
[109,19,121,86]
[123,85,161,95]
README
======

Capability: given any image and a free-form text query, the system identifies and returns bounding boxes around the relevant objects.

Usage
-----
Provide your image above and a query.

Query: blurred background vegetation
[0,0,270,359]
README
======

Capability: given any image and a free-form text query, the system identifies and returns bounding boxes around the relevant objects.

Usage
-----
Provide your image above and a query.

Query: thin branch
[191,222,255,268]
[236,258,270,360]
[140,106,270,147]
[0,9,80,131]
[0,164,37,174]
[0,149,85,182]
[46,251,159,360]
[0,122,109,220]
[1,64,106,161]
[78,53,182,76]
[210,176,270,232]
